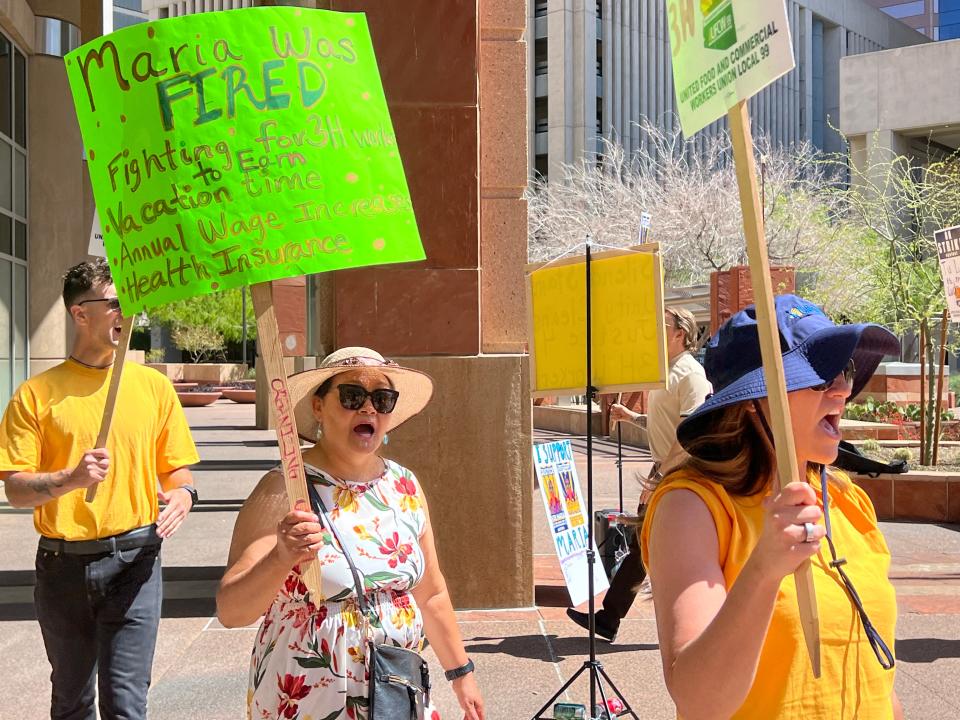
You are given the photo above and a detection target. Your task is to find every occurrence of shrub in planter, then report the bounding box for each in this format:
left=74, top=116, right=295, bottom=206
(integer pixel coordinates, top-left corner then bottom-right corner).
left=861, top=439, right=882, bottom=455
left=891, top=447, right=914, bottom=463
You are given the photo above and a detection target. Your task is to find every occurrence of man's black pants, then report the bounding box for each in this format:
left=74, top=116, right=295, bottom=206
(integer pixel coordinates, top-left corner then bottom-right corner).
left=34, top=542, right=162, bottom=720
left=599, top=502, right=647, bottom=628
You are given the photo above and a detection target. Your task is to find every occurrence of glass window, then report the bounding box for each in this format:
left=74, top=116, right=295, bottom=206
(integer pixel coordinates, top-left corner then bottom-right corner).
left=0, top=259, right=9, bottom=407
left=881, top=1, right=926, bottom=19
left=0, top=215, right=9, bottom=255
left=942, top=22, right=960, bottom=39
left=0, top=141, right=10, bottom=210
left=114, top=12, right=147, bottom=29
left=0, top=36, right=9, bottom=140
left=116, top=0, right=143, bottom=9
left=13, top=262, right=25, bottom=387
left=13, top=149, right=24, bottom=217
left=13, top=49, right=23, bottom=148
left=14, top=220, right=25, bottom=260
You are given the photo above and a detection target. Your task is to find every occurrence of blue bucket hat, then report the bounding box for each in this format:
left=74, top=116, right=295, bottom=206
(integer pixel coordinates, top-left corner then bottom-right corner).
left=676, top=295, right=900, bottom=450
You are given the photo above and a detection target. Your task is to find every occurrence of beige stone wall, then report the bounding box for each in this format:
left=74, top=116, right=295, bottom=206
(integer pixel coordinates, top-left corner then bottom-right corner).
left=382, top=355, right=533, bottom=609
left=480, top=0, right=528, bottom=354
left=26, top=0, right=100, bottom=376
left=840, top=41, right=960, bottom=182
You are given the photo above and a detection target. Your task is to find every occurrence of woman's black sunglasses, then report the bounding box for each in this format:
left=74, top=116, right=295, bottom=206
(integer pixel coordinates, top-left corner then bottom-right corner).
left=337, top=383, right=399, bottom=414
left=811, top=359, right=856, bottom=392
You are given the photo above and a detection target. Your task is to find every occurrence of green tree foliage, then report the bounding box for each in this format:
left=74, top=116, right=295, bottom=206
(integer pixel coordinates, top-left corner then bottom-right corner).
left=827, top=139, right=960, bottom=463
left=170, top=325, right=226, bottom=364
left=146, top=288, right=256, bottom=344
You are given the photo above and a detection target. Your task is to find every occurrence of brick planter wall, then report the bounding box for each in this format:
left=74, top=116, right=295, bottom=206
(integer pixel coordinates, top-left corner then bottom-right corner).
left=853, top=471, right=960, bottom=522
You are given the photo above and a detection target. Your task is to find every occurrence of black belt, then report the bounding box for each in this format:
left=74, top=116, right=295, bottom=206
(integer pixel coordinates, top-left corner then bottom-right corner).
left=38, top=525, right=161, bottom=555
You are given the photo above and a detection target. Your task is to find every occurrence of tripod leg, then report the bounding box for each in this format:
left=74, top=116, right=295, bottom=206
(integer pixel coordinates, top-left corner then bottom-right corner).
left=597, top=665, right=640, bottom=719
left=530, top=662, right=591, bottom=719
left=594, top=662, right=611, bottom=717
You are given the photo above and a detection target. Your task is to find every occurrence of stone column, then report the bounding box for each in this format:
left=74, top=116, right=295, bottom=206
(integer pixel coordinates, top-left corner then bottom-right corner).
left=26, top=0, right=98, bottom=376
left=323, top=0, right=532, bottom=609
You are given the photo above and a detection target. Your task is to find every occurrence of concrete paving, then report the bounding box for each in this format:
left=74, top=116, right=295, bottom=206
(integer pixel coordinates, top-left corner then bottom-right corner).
left=1, top=402, right=959, bottom=718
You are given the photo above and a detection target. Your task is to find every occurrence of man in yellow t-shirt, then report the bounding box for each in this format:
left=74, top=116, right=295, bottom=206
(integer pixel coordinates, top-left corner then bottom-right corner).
left=0, top=259, right=200, bottom=720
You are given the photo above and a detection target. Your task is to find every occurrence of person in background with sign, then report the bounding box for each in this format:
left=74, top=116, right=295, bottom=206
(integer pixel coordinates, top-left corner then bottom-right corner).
left=640, top=296, right=903, bottom=719
left=567, top=306, right=710, bottom=642
left=0, top=258, right=201, bottom=720
left=217, top=347, right=484, bottom=720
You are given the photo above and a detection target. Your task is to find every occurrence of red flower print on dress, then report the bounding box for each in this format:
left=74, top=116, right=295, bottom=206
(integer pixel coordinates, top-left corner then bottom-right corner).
left=276, top=673, right=311, bottom=719
left=431, top=711, right=441, bottom=720
left=284, top=572, right=308, bottom=599
left=378, top=531, right=413, bottom=569
left=284, top=601, right=325, bottom=641
left=390, top=592, right=417, bottom=629
left=394, top=475, right=420, bottom=512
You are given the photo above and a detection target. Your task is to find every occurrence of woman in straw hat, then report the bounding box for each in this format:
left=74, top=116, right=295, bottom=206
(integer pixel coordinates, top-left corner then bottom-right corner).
left=217, top=348, right=484, bottom=720
left=640, top=296, right=903, bottom=719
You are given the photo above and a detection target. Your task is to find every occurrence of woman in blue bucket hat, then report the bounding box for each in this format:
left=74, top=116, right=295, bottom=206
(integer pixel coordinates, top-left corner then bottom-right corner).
left=639, top=295, right=903, bottom=719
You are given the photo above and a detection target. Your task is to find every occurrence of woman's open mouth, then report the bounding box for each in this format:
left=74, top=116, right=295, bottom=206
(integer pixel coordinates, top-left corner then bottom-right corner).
left=353, top=422, right=375, bottom=439
left=819, top=413, right=841, bottom=439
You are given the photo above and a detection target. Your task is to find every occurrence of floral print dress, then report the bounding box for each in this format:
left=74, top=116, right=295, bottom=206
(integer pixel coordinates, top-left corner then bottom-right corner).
left=248, top=460, right=440, bottom=720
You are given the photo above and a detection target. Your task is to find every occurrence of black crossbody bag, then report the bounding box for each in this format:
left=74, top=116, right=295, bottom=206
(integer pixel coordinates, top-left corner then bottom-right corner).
left=306, top=476, right=431, bottom=720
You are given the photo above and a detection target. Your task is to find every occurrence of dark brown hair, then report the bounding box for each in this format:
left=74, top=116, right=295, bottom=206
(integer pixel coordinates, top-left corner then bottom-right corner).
left=679, top=402, right=775, bottom=496
left=62, top=258, right=113, bottom=309
left=674, top=400, right=847, bottom=496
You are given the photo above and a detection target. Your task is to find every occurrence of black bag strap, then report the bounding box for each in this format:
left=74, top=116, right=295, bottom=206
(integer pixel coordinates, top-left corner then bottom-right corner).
left=305, top=472, right=370, bottom=618
left=834, top=440, right=908, bottom=478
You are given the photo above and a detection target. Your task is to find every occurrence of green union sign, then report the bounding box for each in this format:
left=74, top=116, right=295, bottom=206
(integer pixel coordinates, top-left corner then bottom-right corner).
left=66, top=6, right=425, bottom=314
left=703, top=0, right=737, bottom=51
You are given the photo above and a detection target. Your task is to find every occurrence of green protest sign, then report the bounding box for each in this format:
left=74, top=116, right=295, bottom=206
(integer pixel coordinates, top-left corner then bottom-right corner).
left=66, top=6, right=424, bottom=314
left=666, top=0, right=794, bottom=137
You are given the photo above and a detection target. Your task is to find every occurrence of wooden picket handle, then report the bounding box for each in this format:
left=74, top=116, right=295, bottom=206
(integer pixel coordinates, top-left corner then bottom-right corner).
left=934, top=309, right=949, bottom=466
left=85, top=315, right=135, bottom=503
left=728, top=100, right=821, bottom=677
left=250, top=281, right=323, bottom=600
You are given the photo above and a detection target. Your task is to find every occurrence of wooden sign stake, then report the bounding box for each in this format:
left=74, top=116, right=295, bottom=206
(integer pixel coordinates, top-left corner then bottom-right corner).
left=920, top=322, right=927, bottom=466
left=251, top=281, right=324, bottom=600
left=934, top=309, right=949, bottom=467
left=728, top=100, right=821, bottom=677
left=85, top=315, right=135, bottom=503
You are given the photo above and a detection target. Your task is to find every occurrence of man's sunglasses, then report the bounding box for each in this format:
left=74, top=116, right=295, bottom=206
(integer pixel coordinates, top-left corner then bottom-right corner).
left=811, top=359, right=856, bottom=392
left=77, top=297, right=122, bottom=312
left=337, top=383, right=399, bottom=414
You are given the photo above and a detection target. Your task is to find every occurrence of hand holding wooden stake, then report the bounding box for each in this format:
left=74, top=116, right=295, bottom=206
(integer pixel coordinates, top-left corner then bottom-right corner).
left=251, top=281, right=324, bottom=600
left=85, top=315, right=135, bottom=503
left=728, top=100, right=821, bottom=677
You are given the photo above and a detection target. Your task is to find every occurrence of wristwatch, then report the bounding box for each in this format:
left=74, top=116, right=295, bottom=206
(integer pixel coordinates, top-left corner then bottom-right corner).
left=178, top=484, right=199, bottom=509
left=444, top=659, right=475, bottom=681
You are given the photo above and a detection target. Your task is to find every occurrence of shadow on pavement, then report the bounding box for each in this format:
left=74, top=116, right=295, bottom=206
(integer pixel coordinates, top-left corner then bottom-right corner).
left=896, top=638, right=960, bottom=663
left=0, top=597, right=217, bottom=621
left=465, top=634, right=657, bottom=661
left=0, top=566, right=226, bottom=621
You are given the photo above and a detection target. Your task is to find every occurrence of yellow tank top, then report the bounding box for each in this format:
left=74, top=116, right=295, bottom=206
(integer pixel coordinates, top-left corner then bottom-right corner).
left=640, top=469, right=897, bottom=719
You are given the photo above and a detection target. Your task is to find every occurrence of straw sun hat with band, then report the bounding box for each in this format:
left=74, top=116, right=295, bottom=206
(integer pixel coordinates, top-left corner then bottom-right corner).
left=286, top=347, right=434, bottom=443
left=675, top=294, right=901, bottom=669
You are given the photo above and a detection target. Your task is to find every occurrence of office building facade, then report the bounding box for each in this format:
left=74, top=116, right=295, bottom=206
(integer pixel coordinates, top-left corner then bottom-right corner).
left=863, top=1, right=960, bottom=40
left=529, top=0, right=927, bottom=179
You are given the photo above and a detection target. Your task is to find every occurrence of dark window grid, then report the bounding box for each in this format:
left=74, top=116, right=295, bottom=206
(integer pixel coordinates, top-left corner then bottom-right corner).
left=0, top=47, right=26, bottom=153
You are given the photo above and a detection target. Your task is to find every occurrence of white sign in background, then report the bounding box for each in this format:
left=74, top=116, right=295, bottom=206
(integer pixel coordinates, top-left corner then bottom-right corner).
left=533, top=440, right=609, bottom=607
left=89, top=208, right=105, bottom=257
left=936, top=225, right=960, bottom=323
left=666, top=0, right=795, bottom=137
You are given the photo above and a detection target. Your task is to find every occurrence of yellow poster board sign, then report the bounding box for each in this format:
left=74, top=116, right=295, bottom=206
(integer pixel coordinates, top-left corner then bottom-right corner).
left=527, top=244, right=667, bottom=397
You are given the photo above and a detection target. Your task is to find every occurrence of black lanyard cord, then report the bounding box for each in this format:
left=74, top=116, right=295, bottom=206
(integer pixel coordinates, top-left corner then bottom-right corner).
left=819, top=466, right=895, bottom=670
